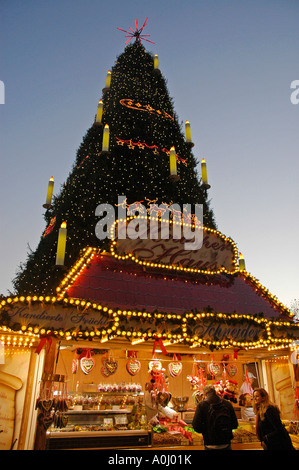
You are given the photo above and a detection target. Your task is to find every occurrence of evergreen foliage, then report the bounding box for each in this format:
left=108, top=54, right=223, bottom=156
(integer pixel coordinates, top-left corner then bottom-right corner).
left=13, top=42, right=216, bottom=295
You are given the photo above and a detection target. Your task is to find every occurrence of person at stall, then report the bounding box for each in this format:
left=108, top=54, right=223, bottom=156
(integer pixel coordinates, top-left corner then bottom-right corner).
left=192, top=384, right=238, bottom=450
left=144, top=374, right=177, bottom=425
left=253, top=388, right=295, bottom=450
left=239, top=371, right=256, bottom=421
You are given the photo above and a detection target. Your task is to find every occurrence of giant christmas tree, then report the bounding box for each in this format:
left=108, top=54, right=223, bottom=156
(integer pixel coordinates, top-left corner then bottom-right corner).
left=13, top=32, right=216, bottom=296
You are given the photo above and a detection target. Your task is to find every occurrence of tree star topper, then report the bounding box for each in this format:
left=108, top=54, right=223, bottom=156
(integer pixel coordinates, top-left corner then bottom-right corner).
left=117, top=18, right=155, bottom=45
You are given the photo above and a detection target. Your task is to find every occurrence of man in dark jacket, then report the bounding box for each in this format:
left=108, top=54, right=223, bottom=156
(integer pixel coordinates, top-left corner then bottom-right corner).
left=192, top=384, right=238, bottom=450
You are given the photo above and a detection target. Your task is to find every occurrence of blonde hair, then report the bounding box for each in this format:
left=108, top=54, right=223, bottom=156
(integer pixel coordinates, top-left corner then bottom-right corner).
left=253, top=388, right=280, bottom=421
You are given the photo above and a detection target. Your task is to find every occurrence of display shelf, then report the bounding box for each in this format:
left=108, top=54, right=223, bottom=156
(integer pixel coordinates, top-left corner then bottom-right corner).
left=46, top=429, right=152, bottom=450
left=67, top=409, right=131, bottom=414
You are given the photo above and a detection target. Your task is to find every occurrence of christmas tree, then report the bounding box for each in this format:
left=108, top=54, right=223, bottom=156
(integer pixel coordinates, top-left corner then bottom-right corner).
left=13, top=35, right=216, bottom=296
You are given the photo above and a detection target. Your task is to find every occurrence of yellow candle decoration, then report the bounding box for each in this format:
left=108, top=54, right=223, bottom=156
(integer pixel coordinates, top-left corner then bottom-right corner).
left=238, top=252, right=246, bottom=271
left=105, top=70, right=111, bottom=89
left=96, top=100, right=103, bottom=123
left=185, top=120, right=192, bottom=143
left=43, top=177, right=54, bottom=208
left=56, top=222, right=67, bottom=266
left=169, top=146, right=177, bottom=176
left=154, top=54, right=159, bottom=69
left=102, top=124, right=110, bottom=152
left=201, top=159, right=210, bottom=188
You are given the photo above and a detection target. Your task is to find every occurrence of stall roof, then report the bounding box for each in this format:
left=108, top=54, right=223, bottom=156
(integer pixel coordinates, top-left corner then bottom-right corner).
left=65, top=252, right=289, bottom=320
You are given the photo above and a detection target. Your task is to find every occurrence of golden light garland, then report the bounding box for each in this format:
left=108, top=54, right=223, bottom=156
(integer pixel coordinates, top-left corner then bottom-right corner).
left=115, top=136, right=187, bottom=165
left=0, top=290, right=297, bottom=352
left=119, top=98, right=174, bottom=121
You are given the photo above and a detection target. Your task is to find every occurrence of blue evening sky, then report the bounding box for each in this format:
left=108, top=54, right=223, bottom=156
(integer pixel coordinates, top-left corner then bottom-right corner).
left=0, top=1, right=298, bottom=311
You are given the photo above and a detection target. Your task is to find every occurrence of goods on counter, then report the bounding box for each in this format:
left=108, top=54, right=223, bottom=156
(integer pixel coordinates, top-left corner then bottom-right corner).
left=152, top=429, right=189, bottom=447
left=97, top=382, right=142, bottom=393
left=232, top=428, right=259, bottom=443
left=172, top=396, right=189, bottom=412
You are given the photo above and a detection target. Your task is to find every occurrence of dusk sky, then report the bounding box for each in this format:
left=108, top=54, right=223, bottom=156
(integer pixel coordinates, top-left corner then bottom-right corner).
left=0, top=1, right=298, bottom=312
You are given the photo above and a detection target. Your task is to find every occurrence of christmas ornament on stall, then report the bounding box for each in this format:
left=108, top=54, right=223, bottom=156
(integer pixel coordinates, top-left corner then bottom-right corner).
left=168, top=354, right=182, bottom=377
left=187, top=362, right=206, bottom=404
left=101, top=353, right=118, bottom=377
left=148, top=353, right=163, bottom=377
left=227, top=363, right=238, bottom=377
left=71, top=350, right=79, bottom=374
left=80, top=349, right=96, bottom=375
left=238, top=368, right=254, bottom=407
left=126, top=351, right=141, bottom=376
left=223, top=380, right=238, bottom=403
left=207, top=358, right=221, bottom=378
left=213, top=361, right=238, bottom=403
left=293, top=387, right=299, bottom=420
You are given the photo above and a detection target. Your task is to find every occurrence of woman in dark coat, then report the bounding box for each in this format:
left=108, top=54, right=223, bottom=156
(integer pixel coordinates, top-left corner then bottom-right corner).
left=253, top=388, right=295, bottom=450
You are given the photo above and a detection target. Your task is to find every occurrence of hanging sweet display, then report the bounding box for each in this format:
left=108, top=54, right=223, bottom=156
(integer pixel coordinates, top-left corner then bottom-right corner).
left=148, top=353, right=164, bottom=376
left=126, top=351, right=141, bottom=376
left=213, top=361, right=238, bottom=403
left=80, top=349, right=96, bottom=375
left=227, top=363, right=238, bottom=377
left=207, top=356, right=221, bottom=379
left=168, top=354, right=183, bottom=378
left=187, top=361, right=206, bottom=404
left=101, top=353, right=118, bottom=377
left=71, top=350, right=79, bottom=374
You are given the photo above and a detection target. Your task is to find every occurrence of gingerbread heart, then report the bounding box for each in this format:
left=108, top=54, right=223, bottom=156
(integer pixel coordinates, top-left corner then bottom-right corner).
left=102, top=357, right=118, bottom=376
left=41, top=399, right=53, bottom=412
left=227, top=363, right=238, bottom=377
left=168, top=361, right=182, bottom=377
left=157, top=391, right=172, bottom=407
left=80, top=356, right=96, bottom=374
left=208, top=362, right=221, bottom=377
left=127, top=359, right=141, bottom=376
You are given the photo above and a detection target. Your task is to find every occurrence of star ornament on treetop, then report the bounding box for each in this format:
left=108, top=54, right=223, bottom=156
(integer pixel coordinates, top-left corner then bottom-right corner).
left=117, top=18, right=155, bottom=45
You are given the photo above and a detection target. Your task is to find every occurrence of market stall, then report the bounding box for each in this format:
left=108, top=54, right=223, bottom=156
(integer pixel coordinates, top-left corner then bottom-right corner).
left=1, top=30, right=299, bottom=451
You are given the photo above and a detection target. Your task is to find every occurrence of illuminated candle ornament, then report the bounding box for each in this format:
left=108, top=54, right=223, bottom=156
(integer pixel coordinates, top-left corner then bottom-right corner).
left=169, top=146, right=179, bottom=181
left=154, top=54, right=159, bottom=70
left=43, top=177, right=54, bottom=209
left=201, top=159, right=211, bottom=189
left=56, top=222, right=67, bottom=266
left=238, top=252, right=246, bottom=271
left=95, top=100, right=103, bottom=124
left=185, top=120, right=192, bottom=144
left=102, top=124, right=110, bottom=152
left=103, top=70, right=111, bottom=92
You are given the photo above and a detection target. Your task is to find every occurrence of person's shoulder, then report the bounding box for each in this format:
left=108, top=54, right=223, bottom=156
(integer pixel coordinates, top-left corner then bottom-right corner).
left=197, top=399, right=209, bottom=408
left=266, top=404, right=280, bottom=415
left=222, top=398, right=234, bottom=408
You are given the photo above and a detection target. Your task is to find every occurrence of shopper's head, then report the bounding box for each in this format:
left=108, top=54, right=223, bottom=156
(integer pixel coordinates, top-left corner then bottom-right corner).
left=203, top=385, right=219, bottom=403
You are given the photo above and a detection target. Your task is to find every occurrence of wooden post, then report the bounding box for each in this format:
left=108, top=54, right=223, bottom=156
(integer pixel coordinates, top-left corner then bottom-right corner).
left=34, top=337, right=57, bottom=450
